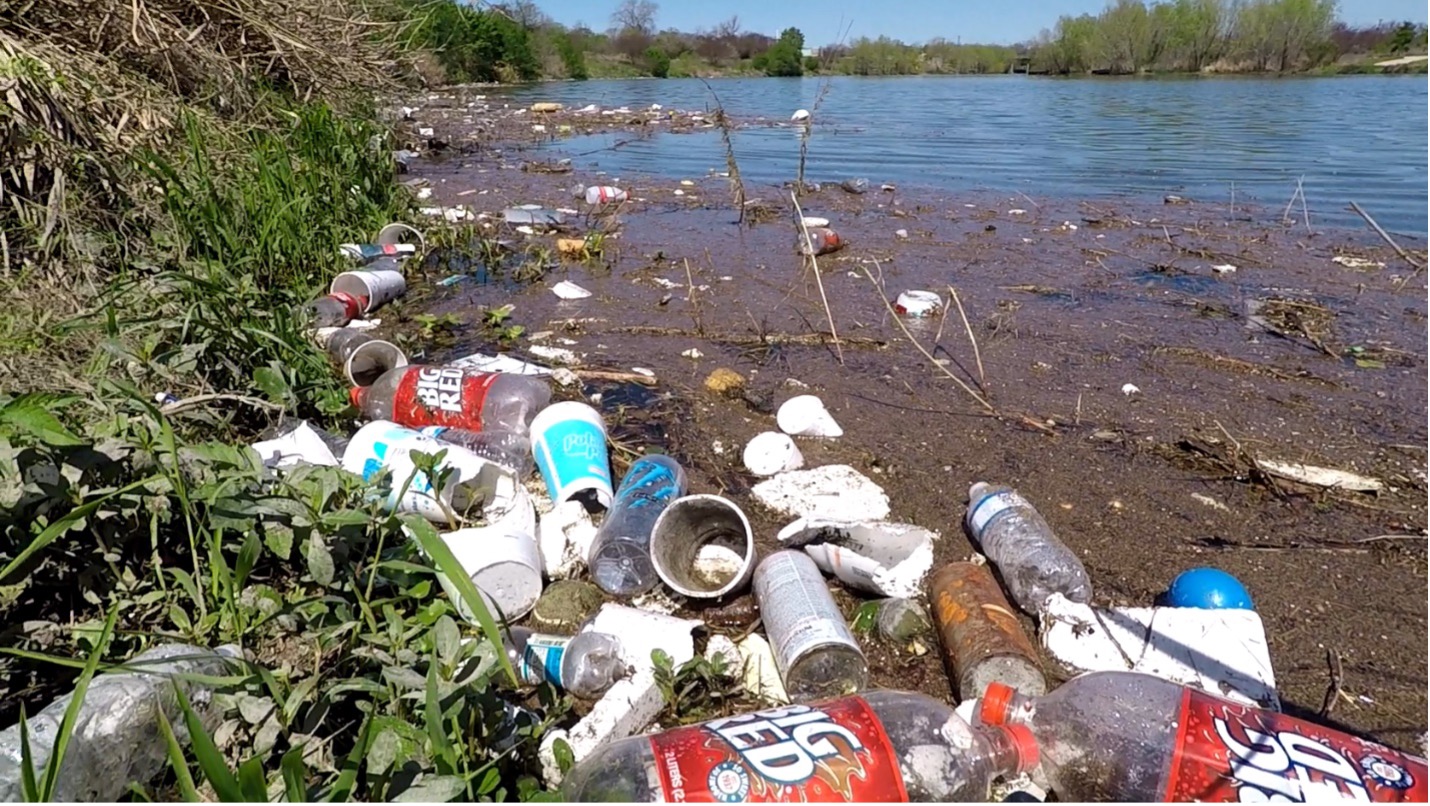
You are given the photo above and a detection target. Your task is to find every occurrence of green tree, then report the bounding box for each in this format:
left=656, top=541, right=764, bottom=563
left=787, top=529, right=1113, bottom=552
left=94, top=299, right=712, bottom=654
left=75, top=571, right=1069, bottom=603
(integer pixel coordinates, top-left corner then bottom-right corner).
left=1165, top=0, right=1231, bottom=71
left=645, top=46, right=671, bottom=77
left=556, top=32, right=589, bottom=79
left=762, top=27, right=805, bottom=76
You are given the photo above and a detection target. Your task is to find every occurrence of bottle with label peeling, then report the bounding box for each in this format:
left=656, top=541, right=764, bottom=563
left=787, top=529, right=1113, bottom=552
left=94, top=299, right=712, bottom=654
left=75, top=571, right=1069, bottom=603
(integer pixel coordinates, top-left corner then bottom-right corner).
left=503, top=627, right=627, bottom=700
left=351, top=366, right=552, bottom=433
left=979, top=670, right=1428, bottom=803
left=559, top=690, right=1039, bottom=802
left=964, top=482, right=1092, bottom=614
left=421, top=426, right=534, bottom=477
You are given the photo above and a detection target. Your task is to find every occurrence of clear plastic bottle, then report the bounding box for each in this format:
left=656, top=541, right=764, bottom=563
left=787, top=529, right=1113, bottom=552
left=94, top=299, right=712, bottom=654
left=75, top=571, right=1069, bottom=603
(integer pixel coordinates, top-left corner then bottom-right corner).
left=964, top=482, right=1092, bottom=613
left=420, top=426, right=533, bottom=477
left=0, top=644, right=240, bottom=802
left=559, top=689, right=1039, bottom=802
left=587, top=455, right=686, bottom=596
left=797, top=227, right=844, bottom=256
left=303, top=292, right=365, bottom=328
left=752, top=550, right=867, bottom=701
left=979, top=670, right=1429, bottom=803
left=504, top=627, right=627, bottom=700
left=351, top=366, right=552, bottom=433
left=582, top=185, right=628, bottom=205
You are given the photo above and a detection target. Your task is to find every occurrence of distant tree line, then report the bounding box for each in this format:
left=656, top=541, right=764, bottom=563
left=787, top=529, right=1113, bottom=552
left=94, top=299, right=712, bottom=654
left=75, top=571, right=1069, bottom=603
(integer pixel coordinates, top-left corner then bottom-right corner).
left=1030, top=0, right=1427, bottom=75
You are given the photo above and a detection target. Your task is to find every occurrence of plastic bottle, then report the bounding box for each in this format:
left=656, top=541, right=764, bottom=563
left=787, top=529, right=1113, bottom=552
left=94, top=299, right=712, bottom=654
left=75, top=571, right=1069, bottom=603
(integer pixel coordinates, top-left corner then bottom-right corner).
left=320, top=328, right=407, bottom=387
left=351, top=366, right=552, bottom=433
left=503, top=627, right=627, bottom=700
left=420, top=426, right=533, bottom=477
left=964, top=482, right=1092, bottom=614
left=929, top=561, right=1046, bottom=702
left=752, top=550, right=867, bottom=701
left=979, top=670, right=1429, bottom=802
left=582, top=185, right=628, bottom=205
left=587, top=455, right=686, bottom=596
left=840, top=177, right=870, bottom=194
left=303, top=292, right=365, bottom=328
left=559, top=689, right=1039, bottom=802
left=0, top=644, right=240, bottom=802
left=797, top=227, right=844, bottom=256
left=339, top=242, right=417, bottom=263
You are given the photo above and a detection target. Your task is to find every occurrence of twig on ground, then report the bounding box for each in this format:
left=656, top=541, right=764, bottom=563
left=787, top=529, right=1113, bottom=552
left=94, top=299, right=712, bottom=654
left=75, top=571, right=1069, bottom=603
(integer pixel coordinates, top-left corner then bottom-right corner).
left=1016, top=191, right=1041, bottom=210
left=604, top=325, right=885, bottom=348
left=160, top=394, right=285, bottom=416
left=1320, top=648, right=1343, bottom=717
left=861, top=262, right=994, bottom=413
left=790, top=190, right=843, bottom=365
left=573, top=369, right=658, bottom=385
left=1298, top=176, right=1310, bottom=231
left=1281, top=178, right=1301, bottom=225
left=684, top=258, right=703, bottom=335
left=947, top=284, right=985, bottom=390
left=1350, top=201, right=1424, bottom=288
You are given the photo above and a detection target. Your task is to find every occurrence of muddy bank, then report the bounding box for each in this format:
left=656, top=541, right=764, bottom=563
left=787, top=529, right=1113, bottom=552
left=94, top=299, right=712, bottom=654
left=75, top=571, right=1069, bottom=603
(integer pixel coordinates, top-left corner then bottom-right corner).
left=392, top=91, right=1427, bottom=752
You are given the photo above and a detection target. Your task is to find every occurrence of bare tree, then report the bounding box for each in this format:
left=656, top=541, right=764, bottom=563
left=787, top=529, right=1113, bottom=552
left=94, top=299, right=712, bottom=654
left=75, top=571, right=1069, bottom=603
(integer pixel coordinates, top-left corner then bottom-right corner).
left=611, top=0, right=658, bottom=36
left=714, top=15, right=740, bottom=40
left=503, top=0, right=548, bottom=29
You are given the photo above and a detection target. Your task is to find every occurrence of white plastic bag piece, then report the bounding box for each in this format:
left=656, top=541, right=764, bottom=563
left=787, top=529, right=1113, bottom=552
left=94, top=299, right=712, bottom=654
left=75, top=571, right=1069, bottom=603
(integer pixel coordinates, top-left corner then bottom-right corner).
left=551, top=280, right=592, bottom=300
left=251, top=423, right=339, bottom=469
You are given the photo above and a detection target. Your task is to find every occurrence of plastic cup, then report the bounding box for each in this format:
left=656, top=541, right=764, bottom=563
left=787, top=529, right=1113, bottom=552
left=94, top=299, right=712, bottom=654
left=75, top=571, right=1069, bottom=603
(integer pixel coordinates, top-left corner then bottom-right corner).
left=776, top=395, right=844, bottom=438
left=437, top=524, right=543, bottom=621
left=331, top=269, right=406, bottom=313
left=376, top=221, right=426, bottom=253
left=651, top=495, right=756, bottom=599
left=345, top=338, right=407, bottom=387
left=530, top=401, right=614, bottom=509
left=742, top=431, right=804, bottom=476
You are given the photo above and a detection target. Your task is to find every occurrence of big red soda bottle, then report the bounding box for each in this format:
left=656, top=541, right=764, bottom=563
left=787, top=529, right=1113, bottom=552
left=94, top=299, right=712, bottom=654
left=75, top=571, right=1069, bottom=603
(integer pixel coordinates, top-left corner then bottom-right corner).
left=979, top=670, right=1428, bottom=802
left=559, top=690, right=1038, bottom=802
left=351, top=366, right=551, bottom=433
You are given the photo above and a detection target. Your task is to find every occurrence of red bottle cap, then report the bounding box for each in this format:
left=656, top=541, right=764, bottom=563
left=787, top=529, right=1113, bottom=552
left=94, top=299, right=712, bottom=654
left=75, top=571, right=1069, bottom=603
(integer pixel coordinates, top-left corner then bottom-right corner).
left=1000, top=724, right=1040, bottom=773
left=979, top=681, right=1016, bottom=726
left=348, top=386, right=365, bottom=409
left=330, top=292, right=367, bottom=321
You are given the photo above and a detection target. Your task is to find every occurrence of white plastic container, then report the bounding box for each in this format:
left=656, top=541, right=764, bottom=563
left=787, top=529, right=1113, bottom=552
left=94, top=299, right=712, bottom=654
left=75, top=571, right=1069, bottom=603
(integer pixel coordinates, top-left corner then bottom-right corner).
left=341, top=421, right=517, bottom=522
left=330, top=268, right=406, bottom=313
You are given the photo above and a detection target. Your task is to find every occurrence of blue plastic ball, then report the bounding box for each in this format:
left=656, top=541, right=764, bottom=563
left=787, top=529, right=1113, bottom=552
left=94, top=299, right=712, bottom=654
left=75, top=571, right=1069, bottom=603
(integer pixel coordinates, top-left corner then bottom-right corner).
left=1165, top=568, right=1254, bottom=610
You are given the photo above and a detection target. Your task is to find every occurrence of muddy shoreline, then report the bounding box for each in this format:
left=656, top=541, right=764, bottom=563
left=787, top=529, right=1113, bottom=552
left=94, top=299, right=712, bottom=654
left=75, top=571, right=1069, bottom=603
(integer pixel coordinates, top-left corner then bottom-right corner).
left=392, top=91, right=1427, bottom=751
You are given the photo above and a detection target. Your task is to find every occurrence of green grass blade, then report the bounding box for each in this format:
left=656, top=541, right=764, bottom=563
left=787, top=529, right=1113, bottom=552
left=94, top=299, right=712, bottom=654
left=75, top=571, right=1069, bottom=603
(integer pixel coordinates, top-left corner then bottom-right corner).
left=402, top=516, right=516, bottom=686
left=323, top=714, right=374, bottom=802
left=280, top=746, right=308, bottom=802
left=154, top=704, right=201, bottom=802
left=18, top=707, right=39, bottom=803
left=424, top=662, right=456, bottom=775
left=0, top=476, right=163, bottom=584
left=174, top=685, right=244, bottom=802
left=40, top=603, right=119, bottom=801
left=237, top=755, right=268, bottom=801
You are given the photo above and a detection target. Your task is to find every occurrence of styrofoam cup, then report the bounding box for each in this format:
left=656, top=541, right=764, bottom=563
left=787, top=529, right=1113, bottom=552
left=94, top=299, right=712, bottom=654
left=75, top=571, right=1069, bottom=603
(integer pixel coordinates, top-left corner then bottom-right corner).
left=530, top=401, right=614, bottom=508
left=743, top=432, right=804, bottom=476
left=331, top=269, right=406, bottom=313
left=651, top=495, right=755, bottom=599
left=345, top=338, right=407, bottom=387
left=438, top=524, right=543, bottom=621
left=376, top=221, right=426, bottom=253
left=895, top=290, right=944, bottom=317
left=777, top=395, right=843, bottom=438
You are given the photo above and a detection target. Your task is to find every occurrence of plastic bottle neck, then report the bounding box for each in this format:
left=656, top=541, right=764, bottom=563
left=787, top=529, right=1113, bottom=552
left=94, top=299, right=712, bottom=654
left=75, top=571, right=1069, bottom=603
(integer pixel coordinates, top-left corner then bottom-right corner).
left=977, top=724, right=1039, bottom=776
left=349, top=385, right=367, bottom=409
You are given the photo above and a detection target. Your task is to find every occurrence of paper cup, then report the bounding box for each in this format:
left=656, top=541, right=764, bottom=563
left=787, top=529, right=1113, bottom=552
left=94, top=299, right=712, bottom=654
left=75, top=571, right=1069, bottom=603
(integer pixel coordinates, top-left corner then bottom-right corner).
left=342, top=421, right=516, bottom=522
left=344, top=338, right=407, bottom=387
left=777, top=395, right=843, bottom=438
left=651, top=495, right=756, bottom=599
left=531, top=401, right=614, bottom=509
left=331, top=269, right=406, bottom=313
left=438, top=524, right=543, bottom=621
left=743, top=432, right=804, bottom=477
left=376, top=221, right=426, bottom=253
left=895, top=290, right=944, bottom=317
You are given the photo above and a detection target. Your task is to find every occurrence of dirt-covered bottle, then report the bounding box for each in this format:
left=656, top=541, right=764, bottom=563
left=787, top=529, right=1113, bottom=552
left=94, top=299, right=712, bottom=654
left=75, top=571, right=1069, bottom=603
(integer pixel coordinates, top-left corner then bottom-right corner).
left=964, top=482, right=1092, bottom=613
left=351, top=366, right=551, bottom=433
left=503, top=627, right=627, bottom=700
left=978, top=670, right=1428, bottom=802
left=560, top=690, right=1038, bottom=802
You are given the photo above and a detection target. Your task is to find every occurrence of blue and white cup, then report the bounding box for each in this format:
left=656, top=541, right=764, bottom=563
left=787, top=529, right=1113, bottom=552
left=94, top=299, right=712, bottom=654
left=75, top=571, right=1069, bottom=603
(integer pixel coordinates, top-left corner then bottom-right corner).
left=530, top=401, right=613, bottom=508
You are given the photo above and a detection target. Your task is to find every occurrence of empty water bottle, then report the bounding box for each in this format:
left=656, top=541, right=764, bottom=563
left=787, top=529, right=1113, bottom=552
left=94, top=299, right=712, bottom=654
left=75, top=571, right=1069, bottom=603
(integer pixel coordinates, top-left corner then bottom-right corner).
left=0, top=644, right=240, bottom=802
left=587, top=455, right=686, bottom=596
left=797, top=226, right=844, bottom=256
left=965, top=482, right=1092, bottom=614
left=504, top=627, right=628, bottom=700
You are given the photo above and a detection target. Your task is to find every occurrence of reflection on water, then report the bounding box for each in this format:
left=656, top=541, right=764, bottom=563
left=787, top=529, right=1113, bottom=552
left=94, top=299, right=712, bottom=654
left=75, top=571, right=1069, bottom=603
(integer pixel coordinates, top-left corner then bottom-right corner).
left=491, top=75, right=1427, bottom=235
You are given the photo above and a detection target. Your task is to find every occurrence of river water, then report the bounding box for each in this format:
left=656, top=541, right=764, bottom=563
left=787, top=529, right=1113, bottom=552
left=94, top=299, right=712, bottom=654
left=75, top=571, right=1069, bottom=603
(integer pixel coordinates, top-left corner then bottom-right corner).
left=496, top=75, right=1428, bottom=235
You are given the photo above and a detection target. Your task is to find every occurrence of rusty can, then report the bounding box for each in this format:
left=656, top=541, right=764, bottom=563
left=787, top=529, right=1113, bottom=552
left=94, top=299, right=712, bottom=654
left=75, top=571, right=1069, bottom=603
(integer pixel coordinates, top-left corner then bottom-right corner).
left=929, top=561, right=1047, bottom=702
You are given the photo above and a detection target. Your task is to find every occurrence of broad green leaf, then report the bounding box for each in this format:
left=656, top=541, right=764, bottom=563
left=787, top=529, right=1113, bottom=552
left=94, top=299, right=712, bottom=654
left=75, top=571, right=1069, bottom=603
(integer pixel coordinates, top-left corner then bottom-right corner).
left=366, top=727, right=401, bottom=776
left=280, top=746, right=308, bottom=802
left=41, top=604, right=119, bottom=801
left=433, top=615, right=460, bottom=667
left=1355, top=358, right=1386, bottom=369
left=235, top=532, right=260, bottom=590
left=253, top=366, right=291, bottom=404
left=237, top=755, right=268, bottom=802
left=0, top=395, right=84, bottom=446
left=264, top=523, right=294, bottom=561
left=305, top=533, right=335, bottom=586
left=424, top=662, right=456, bottom=773
left=394, top=775, right=467, bottom=803
left=552, top=737, right=575, bottom=775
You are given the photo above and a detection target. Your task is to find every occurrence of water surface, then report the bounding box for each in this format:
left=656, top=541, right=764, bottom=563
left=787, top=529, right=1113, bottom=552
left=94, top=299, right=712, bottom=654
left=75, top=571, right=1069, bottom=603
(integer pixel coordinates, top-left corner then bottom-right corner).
left=496, top=75, right=1428, bottom=234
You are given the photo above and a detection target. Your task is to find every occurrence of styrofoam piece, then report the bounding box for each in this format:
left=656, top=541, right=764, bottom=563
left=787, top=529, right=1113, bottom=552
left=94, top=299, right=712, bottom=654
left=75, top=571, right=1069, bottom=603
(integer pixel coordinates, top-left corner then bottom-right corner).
left=742, top=431, right=804, bottom=476
left=538, top=605, right=699, bottom=786
left=751, top=464, right=890, bottom=522
left=776, top=518, right=936, bottom=599
left=250, top=423, right=339, bottom=469
left=777, top=395, right=843, bottom=437
left=704, top=634, right=741, bottom=670
left=1040, top=593, right=1280, bottom=710
left=735, top=633, right=789, bottom=705
left=529, top=345, right=580, bottom=365
left=446, top=351, right=553, bottom=376
left=551, top=280, right=592, bottom=300
left=1254, top=459, right=1383, bottom=492
left=536, top=499, right=598, bottom=579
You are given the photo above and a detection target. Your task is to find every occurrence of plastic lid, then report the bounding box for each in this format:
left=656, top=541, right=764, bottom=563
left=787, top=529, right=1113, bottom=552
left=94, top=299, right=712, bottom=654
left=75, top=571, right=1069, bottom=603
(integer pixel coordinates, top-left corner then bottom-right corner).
left=348, top=386, right=365, bottom=409
left=979, top=681, right=1016, bottom=726
left=1001, top=724, right=1040, bottom=773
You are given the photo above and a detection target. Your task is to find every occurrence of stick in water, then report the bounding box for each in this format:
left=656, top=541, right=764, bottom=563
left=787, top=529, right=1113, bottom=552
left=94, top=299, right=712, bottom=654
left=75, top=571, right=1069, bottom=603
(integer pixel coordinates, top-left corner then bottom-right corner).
left=947, top=284, right=985, bottom=391
left=790, top=191, right=844, bottom=365
left=1349, top=201, right=1421, bottom=269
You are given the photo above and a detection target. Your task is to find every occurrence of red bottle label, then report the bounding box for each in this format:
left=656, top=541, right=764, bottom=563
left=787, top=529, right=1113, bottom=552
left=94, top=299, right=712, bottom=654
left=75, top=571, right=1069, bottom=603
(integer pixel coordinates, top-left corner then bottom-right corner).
left=1165, top=688, right=1427, bottom=802
left=389, top=367, right=498, bottom=430
left=647, top=697, right=907, bottom=803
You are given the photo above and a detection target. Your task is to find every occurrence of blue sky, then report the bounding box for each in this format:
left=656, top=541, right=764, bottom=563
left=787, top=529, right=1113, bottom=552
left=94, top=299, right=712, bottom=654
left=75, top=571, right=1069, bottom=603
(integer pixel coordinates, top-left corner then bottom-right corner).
left=532, top=0, right=1429, bottom=46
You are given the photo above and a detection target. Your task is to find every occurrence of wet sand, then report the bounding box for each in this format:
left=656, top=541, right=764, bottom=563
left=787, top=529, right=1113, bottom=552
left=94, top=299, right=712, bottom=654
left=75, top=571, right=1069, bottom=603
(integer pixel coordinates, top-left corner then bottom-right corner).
left=393, top=93, right=1427, bottom=752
